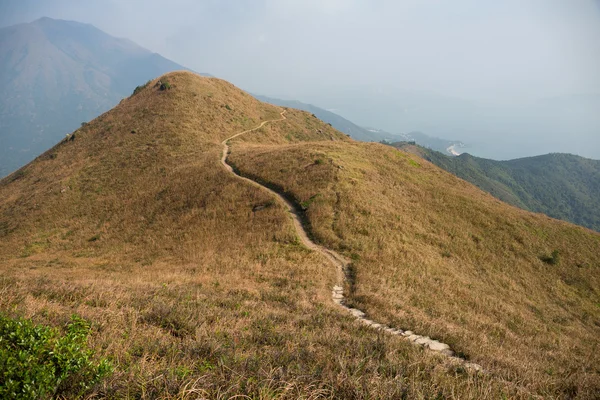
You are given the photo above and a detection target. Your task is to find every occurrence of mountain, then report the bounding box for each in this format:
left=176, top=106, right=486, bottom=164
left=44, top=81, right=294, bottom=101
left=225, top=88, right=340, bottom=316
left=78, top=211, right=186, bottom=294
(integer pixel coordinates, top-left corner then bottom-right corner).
left=0, top=17, right=208, bottom=177
left=370, top=128, right=465, bottom=154
left=1, top=72, right=598, bottom=398
left=302, top=86, right=600, bottom=160
left=391, top=142, right=600, bottom=232
left=254, top=95, right=464, bottom=154
left=254, top=94, right=382, bottom=141
left=404, top=131, right=465, bottom=154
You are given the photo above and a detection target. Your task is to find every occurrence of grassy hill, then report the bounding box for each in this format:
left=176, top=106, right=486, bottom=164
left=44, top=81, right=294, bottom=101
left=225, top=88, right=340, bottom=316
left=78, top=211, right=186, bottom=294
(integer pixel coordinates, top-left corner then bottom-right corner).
left=0, top=17, right=207, bottom=178
left=231, top=142, right=600, bottom=399
left=391, top=143, right=600, bottom=232
left=1, top=72, right=599, bottom=398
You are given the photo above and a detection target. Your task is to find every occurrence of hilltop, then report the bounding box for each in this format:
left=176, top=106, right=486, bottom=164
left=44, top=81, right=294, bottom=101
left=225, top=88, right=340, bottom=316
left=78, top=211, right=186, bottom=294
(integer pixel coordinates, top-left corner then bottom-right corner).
left=0, top=17, right=208, bottom=177
left=391, top=142, right=600, bottom=232
left=0, top=72, right=599, bottom=398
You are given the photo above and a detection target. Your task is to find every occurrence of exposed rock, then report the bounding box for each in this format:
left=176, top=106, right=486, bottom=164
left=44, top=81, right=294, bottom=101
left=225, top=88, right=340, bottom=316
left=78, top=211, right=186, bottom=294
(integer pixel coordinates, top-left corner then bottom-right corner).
left=415, top=337, right=431, bottom=345
left=348, top=308, right=365, bottom=318
left=427, top=341, right=451, bottom=352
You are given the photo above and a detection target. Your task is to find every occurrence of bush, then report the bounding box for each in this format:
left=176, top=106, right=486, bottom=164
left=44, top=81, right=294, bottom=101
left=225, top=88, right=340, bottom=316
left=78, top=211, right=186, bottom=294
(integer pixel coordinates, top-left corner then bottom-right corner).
left=0, top=314, right=113, bottom=399
left=132, top=85, right=144, bottom=95
left=540, top=250, right=560, bottom=265
left=132, top=80, right=151, bottom=96
left=300, top=193, right=322, bottom=210
left=159, top=81, right=172, bottom=91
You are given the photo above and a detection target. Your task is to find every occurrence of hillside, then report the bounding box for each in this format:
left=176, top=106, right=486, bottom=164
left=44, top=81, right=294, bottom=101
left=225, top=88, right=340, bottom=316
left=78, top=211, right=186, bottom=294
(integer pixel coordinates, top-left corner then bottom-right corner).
left=254, top=95, right=464, bottom=154
left=230, top=142, right=600, bottom=399
left=392, top=142, right=600, bottom=232
left=0, top=17, right=207, bottom=177
left=1, top=72, right=599, bottom=398
left=253, top=95, right=380, bottom=141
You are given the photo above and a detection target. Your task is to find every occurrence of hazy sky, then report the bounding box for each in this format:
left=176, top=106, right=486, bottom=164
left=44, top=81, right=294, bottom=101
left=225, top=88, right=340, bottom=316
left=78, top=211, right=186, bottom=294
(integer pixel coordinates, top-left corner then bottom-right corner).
left=3, top=0, right=600, bottom=101
left=2, top=0, right=600, bottom=158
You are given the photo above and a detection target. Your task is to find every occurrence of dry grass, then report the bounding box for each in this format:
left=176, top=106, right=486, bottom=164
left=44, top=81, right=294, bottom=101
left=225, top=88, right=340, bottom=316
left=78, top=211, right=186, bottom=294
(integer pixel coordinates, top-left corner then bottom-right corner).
left=0, top=72, right=529, bottom=398
left=230, top=140, right=600, bottom=399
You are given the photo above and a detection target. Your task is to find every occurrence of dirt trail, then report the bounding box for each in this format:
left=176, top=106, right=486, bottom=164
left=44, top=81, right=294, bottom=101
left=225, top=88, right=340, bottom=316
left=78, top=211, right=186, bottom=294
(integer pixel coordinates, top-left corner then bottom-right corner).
left=221, top=109, right=482, bottom=372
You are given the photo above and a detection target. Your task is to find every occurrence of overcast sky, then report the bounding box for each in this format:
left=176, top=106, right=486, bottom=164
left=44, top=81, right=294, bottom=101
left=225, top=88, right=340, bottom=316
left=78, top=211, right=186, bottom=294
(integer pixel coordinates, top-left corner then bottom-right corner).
left=2, top=0, right=600, bottom=158
left=2, top=0, right=600, bottom=102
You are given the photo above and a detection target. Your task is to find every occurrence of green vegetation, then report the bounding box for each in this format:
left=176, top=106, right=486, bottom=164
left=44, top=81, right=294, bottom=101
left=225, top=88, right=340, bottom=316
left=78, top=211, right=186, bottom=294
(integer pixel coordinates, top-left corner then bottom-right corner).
left=540, top=249, right=561, bottom=265
left=159, top=80, right=172, bottom=91
left=299, top=193, right=322, bottom=210
left=132, top=80, right=151, bottom=96
left=390, top=142, right=600, bottom=232
left=0, top=314, right=113, bottom=399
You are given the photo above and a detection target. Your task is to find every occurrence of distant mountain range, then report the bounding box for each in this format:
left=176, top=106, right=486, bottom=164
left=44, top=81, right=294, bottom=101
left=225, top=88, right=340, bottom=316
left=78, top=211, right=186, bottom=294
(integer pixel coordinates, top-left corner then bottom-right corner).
left=302, top=85, right=600, bottom=160
left=391, top=142, right=600, bottom=232
left=254, top=95, right=463, bottom=153
left=0, top=17, right=209, bottom=177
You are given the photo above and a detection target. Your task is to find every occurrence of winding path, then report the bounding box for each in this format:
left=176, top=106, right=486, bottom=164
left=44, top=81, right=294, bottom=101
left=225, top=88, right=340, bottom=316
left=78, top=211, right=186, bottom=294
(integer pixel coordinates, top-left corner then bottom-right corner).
left=220, top=109, right=482, bottom=372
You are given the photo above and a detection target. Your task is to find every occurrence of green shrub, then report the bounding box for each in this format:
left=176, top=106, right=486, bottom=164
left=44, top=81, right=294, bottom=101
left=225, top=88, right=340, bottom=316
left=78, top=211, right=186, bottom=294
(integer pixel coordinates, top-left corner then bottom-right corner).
left=159, top=81, right=172, bottom=91
left=300, top=193, right=322, bottom=210
left=8, top=170, right=26, bottom=183
left=132, top=80, right=151, bottom=96
left=0, top=314, right=113, bottom=399
left=540, top=250, right=560, bottom=265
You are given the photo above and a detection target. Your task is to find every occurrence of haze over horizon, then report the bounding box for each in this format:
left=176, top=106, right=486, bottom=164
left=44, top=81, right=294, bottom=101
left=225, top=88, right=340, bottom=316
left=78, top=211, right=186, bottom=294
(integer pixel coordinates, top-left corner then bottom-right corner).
left=2, top=0, right=600, bottom=159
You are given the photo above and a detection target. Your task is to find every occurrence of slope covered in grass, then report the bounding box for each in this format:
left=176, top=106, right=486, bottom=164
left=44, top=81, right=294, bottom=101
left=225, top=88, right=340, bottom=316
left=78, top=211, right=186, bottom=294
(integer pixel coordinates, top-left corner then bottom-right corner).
left=392, top=142, right=600, bottom=232
left=0, top=72, right=527, bottom=398
left=230, top=139, right=600, bottom=398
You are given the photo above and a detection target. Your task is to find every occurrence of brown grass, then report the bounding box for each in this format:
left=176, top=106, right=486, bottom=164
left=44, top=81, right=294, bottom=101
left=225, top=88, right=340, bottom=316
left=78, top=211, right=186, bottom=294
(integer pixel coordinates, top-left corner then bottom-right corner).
left=0, top=71, right=594, bottom=398
left=230, top=140, right=600, bottom=399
